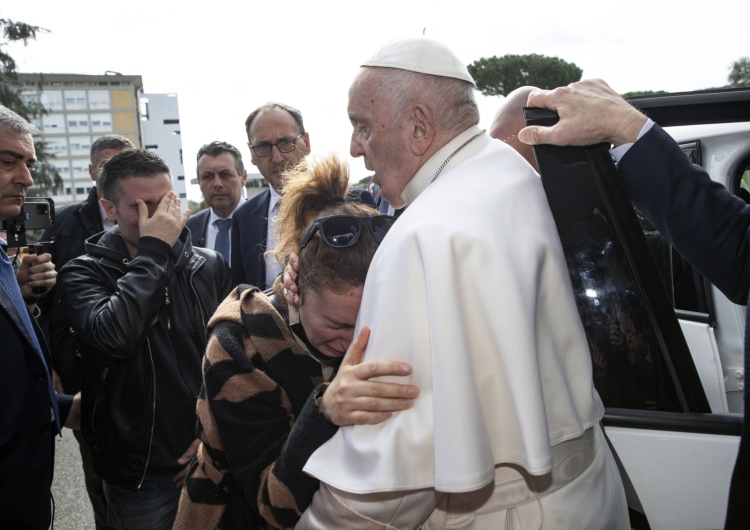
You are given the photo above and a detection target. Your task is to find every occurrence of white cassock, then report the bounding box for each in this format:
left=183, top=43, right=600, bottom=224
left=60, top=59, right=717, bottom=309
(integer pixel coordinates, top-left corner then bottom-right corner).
left=300, top=126, right=628, bottom=529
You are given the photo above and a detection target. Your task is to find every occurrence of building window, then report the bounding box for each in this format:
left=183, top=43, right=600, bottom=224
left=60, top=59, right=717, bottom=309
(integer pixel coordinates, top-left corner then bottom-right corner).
left=69, top=137, right=91, bottom=157
left=163, top=119, right=179, bottom=124
left=64, top=90, right=87, bottom=110
left=177, top=175, right=185, bottom=181
left=91, top=113, right=113, bottom=132
left=40, top=90, right=64, bottom=111
left=76, top=187, right=85, bottom=195
left=89, top=90, right=110, bottom=109
left=20, top=91, right=39, bottom=107
left=140, top=98, right=150, bottom=120
left=42, top=114, right=66, bottom=133
left=47, top=138, right=68, bottom=157
left=67, top=114, right=90, bottom=133
left=179, top=193, right=187, bottom=199
left=72, top=160, right=89, bottom=178
left=145, top=145, right=158, bottom=149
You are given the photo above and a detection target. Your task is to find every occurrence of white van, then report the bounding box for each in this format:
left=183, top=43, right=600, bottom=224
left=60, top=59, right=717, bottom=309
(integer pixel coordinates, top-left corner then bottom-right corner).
left=528, top=88, right=750, bottom=530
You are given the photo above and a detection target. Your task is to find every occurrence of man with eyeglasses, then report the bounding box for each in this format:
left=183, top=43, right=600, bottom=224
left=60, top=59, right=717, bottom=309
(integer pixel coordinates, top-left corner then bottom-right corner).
left=230, top=103, right=309, bottom=289
left=298, top=38, right=628, bottom=529
left=231, top=103, right=373, bottom=289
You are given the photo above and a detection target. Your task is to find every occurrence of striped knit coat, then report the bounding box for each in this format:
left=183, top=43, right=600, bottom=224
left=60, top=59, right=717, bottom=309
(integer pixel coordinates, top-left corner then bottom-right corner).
left=173, top=282, right=340, bottom=529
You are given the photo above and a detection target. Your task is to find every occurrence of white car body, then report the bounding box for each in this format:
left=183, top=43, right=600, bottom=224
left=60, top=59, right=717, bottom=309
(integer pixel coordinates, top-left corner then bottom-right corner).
left=532, top=91, right=750, bottom=530
left=605, top=105, right=749, bottom=530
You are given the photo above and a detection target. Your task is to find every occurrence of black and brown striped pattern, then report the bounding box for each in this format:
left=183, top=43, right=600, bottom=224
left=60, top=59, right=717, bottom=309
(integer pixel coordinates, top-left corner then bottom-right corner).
left=174, top=282, right=339, bottom=530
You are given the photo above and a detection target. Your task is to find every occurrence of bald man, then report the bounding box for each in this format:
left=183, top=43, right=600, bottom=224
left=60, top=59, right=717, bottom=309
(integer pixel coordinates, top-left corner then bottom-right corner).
left=489, top=85, right=538, bottom=170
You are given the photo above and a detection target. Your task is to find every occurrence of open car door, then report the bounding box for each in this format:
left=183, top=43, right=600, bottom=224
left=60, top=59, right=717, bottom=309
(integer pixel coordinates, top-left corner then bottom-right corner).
left=525, top=91, right=750, bottom=529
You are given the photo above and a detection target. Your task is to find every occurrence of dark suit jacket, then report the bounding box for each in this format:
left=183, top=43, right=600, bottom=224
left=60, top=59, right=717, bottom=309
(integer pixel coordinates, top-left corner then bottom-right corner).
left=230, top=189, right=272, bottom=288
left=619, top=123, right=750, bottom=529
left=0, top=277, right=73, bottom=529
left=230, top=187, right=376, bottom=289
left=186, top=208, right=211, bottom=248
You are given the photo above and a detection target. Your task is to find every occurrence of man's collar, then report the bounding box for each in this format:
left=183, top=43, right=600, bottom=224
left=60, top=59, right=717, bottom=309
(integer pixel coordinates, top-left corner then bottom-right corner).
left=268, top=186, right=282, bottom=210
left=401, top=125, right=487, bottom=205
left=208, top=199, right=245, bottom=225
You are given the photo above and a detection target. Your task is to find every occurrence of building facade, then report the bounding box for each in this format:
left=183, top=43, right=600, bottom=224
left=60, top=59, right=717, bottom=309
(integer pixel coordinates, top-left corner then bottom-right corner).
left=17, top=73, right=187, bottom=211
left=18, top=73, right=143, bottom=209
left=140, top=93, right=187, bottom=204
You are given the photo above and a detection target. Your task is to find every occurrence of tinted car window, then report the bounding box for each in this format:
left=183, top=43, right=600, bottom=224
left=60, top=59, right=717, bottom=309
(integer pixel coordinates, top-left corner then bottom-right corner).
left=526, top=107, right=710, bottom=414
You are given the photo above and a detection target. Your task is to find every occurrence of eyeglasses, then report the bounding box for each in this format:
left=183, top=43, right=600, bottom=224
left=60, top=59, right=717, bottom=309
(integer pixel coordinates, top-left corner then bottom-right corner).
left=249, top=133, right=304, bottom=157
left=298, top=214, right=396, bottom=253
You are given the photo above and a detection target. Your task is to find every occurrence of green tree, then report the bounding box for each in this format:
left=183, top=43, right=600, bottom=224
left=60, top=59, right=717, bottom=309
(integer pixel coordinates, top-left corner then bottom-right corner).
left=0, top=18, right=61, bottom=196
left=729, top=57, right=750, bottom=88
left=356, top=175, right=372, bottom=189
left=623, top=90, right=669, bottom=98
left=467, top=54, right=583, bottom=96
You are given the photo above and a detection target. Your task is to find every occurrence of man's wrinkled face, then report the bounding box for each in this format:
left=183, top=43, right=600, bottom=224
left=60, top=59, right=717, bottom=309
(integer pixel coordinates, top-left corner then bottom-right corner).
left=0, top=127, right=35, bottom=221
left=348, top=69, right=415, bottom=209
left=197, top=152, right=247, bottom=218
left=101, top=173, right=173, bottom=255
left=248, top=107, right=309, bottom=193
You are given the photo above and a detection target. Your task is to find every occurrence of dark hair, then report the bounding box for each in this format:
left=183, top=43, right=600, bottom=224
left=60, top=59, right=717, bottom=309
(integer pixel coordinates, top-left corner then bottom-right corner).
left=99, top=149, right=171, bottom=203
left=244, top=102, right=305, bottom=139
left=196, top=141, right=244, bottom=175
left=90, top=135, right=135, bottom=165
left=272, top=154, right=380, bottom=297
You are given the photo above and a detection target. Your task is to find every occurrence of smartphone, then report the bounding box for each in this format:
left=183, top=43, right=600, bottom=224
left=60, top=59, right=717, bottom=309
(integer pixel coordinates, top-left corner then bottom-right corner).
left=1, top=198, right=55, bottom=248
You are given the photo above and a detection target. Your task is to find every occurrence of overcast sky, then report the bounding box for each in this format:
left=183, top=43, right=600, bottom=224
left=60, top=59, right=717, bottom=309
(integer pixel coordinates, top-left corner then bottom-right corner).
left=3, top=0, right=746, bottom=201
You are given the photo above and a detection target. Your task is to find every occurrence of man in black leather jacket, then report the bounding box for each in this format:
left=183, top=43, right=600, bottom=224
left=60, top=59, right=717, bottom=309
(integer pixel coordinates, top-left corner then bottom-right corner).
left=58, top=149, right=233, bottom=530
left=40, top=134, right=133, bottom=530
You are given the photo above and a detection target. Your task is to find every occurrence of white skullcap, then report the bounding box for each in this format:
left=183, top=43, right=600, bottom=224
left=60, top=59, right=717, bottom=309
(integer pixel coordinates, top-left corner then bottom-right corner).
left=361, top=37, right=476, bottom=87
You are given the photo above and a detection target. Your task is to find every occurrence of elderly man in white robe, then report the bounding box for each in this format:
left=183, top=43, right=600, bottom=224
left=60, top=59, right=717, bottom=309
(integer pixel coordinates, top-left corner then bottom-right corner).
left=298, top=38, right=629, bottom=529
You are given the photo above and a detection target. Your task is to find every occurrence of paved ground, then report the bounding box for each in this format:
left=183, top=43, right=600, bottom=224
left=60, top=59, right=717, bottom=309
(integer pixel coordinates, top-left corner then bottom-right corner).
left=52, top=432, right=95, bottom=530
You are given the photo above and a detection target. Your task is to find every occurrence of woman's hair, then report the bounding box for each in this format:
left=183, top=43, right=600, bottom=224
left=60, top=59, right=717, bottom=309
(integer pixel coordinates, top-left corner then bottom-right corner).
left=270, top=153, right=381, bottom=297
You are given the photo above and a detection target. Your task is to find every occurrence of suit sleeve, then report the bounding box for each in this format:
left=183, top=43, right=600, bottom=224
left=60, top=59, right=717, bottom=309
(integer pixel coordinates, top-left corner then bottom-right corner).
left=619, top=124, right=750, bottom=304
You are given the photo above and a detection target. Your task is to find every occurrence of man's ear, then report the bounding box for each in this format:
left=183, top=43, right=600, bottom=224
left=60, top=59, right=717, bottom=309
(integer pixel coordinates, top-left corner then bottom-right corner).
left=100, top=197, right=117, bottom=222
left=410, top=104, right=434, bottom=156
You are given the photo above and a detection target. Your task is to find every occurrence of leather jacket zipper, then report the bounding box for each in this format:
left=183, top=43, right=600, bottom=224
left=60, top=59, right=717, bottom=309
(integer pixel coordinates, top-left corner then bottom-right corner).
left=90, top=366, right=109, bottom=434
left=136, top=338, right=157, bottom=490
left=165, top=287, right=171, bottom=331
